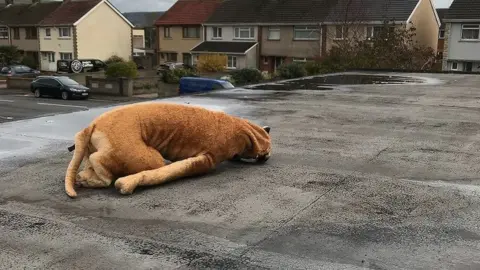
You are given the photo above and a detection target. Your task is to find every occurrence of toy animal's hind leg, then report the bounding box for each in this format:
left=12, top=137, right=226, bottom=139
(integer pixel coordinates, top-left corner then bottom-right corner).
left=115, top=154, right=215, bottom=195
left=76, top=151, right=114, bottom=188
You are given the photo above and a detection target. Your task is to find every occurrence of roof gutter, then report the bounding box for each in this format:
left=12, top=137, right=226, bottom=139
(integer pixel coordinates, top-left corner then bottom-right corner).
left=202, top=20, right=406, bottom=26
left=443, top=19, right=480, bottom=23
left=190, top=51, right=247, bottom=55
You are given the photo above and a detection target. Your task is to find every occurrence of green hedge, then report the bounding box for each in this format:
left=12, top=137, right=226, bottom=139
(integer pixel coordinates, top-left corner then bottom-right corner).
left=105, top=60, right=138, bottom=78
left=230, top=68, right=263, bottom=85
left=277, top=62, right=307, bottom=79
left=161, top=68, right=197, bottom=84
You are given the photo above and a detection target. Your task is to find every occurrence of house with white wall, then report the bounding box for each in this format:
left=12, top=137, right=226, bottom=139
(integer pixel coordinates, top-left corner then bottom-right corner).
left=442, top=0, right=480, bottom=72
left=191, top=18, right=259, bottom=69
left=38, top=0, right=133, bottom=72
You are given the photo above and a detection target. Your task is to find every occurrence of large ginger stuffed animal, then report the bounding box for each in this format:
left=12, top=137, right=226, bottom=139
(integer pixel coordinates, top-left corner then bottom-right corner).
left=64, top=102, right=272, bottom=198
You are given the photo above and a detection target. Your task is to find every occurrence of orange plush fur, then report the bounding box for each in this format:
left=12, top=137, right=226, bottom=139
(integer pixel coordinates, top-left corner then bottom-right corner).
left=64, top=102, right=272, bottom=198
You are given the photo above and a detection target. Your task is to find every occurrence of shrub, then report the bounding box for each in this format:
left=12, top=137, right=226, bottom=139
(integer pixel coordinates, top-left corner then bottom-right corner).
left=230, top=68, right=263, bottom=85
left=20, top=55, right=37, bottom=69
left=196, top=54, right=226, bottom=73
left=105, top=60, right=138, bottom=78
left=161, top=68, right=197, bottom=84
left=105, top=54, right=126, bottom=65
left=0, top=45, right=21, bottom=66
left=304, top=61, right=328, bottom=76
left=277, top=62, right=307, bottom=79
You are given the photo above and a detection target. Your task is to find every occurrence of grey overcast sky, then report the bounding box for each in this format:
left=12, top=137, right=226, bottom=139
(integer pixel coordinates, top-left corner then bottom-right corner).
left=110, top=0, right=454, bottom=13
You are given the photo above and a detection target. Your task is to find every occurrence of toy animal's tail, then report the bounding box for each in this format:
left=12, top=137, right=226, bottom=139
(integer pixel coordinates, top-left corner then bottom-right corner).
left=64, top=124, right=95, bottom=198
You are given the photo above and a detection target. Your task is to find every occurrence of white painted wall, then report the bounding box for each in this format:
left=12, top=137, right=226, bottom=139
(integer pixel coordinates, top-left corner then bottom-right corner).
left=447, top=23, right=480, bottom=61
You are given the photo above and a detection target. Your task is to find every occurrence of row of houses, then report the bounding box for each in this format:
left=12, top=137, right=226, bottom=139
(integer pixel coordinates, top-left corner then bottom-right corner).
left=437, top=0, right=480, bottom=72
left=155, top=0, right=441, bottom=73
left=0, top=0, right=134, bottom=72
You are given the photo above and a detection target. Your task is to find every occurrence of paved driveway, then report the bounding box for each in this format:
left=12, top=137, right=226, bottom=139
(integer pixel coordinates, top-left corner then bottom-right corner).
left=1, top=72, right=480, bottom=269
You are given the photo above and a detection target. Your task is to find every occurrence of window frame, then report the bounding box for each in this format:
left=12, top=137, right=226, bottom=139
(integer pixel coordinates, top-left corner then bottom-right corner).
left=12, top=27, right=19, bottom=40
left=267, top=27, right=280, bottom=40
left=212, top=26, right=222, bottom=39
left=335, top=25, right=346, bottom=40
left=58, top=27, right=71, bottom=38
left=234, top=27, right=254, bottom=39
left=461, top=24, right=480, bottom=40
left=164, top=26, right=171, bottom=38
left=293, top=26, right=320, bottom=40
left=0, top=26, right=8, bottom=39
left=25, top=27, right=37, bottom=40
left=451, top=62, right=458, bottom=70
left=439, top=29, right=445, bottom=39
left=182, top=26, right=200, bottom=39
left=227, top=55, right=237, bottom=69
left=59, top=52, right=73, bottom=60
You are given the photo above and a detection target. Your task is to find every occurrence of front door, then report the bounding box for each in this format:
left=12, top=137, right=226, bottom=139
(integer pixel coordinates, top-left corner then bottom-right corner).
left=274, top=57, right=284, bottom=71
left=465, top=62, right=473, bottom=72
left=183, top=53, right=192, bottom=66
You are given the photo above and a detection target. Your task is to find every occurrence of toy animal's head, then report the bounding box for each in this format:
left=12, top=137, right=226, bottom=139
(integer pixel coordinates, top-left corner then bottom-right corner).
left=234, top=124, right=272, bottom=164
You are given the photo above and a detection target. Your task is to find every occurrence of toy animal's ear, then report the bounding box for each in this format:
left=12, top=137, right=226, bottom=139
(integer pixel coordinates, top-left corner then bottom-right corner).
left=263, top=126, right=270, bottom=134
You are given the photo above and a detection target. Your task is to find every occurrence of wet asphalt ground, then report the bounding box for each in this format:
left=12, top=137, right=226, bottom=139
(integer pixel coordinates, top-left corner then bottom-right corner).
left=2, top=72, right=480, bottom=269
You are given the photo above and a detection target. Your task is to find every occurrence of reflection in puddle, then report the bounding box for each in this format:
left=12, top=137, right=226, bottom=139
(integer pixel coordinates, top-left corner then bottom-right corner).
left=246, top=74, right=426, bottom=91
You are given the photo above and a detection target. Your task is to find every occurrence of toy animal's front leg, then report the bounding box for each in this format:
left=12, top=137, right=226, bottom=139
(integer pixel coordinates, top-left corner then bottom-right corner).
left=114, top=154, right=215, bottom=195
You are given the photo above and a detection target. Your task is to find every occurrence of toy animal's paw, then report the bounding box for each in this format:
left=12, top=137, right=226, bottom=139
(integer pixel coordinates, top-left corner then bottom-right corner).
left=114, top=177, right=137, bottom=195
left=75, top=172, right=90, bottom=187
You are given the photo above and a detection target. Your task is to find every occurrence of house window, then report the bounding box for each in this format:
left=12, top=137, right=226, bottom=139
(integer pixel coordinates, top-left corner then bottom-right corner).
left=58, top=27, right=71, bottom=38
left=42, top=52, right=55, bottom=63
left=439, top=29, right=445, bottom=39
left=293, top=57, right=307, bottom=62
left=293, top=26, right=319, bottom=40
left=212, top=27, right=222, bottom=38
left=267, top=27, right=280, bottom=40
left=451, top=62, right=458, bottom=70
left=12, top=28, right=19, bottom=39
left=227, top=55, right=237, bottom=68
left=234, top=27, right=254, bottom=39
left=25, top=27, right=37, bottom=39
left=461, top=24, right=479, bottom=40
left=163, top=52, right=177, bottom=62
left=183, top=27, right=200, bottom=38
left=164, top=27, right=171, bottom=38
left=335, top=25, right=346, bottom=39
left=45, top=28, right=51, bottom=37
left=366, top=26, right=383, bottom=39
left=0, top=26, right=8, bottom=39
left=60, top=53, right=73, bottom=60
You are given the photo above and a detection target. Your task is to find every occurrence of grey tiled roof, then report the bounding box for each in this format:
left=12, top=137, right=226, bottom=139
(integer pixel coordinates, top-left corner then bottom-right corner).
left=436, top=8, right=448, bottom=29
left=205, top=0, right=420, bottom=24
left=123, top=12, right=164, bottom=28
left=0, top=1, right=62, bottom=26
left=444, top=0, right=480, bottom=20
left=191, top=41, right=257, bottom=54
left=325, top=0, right=419, bottom=22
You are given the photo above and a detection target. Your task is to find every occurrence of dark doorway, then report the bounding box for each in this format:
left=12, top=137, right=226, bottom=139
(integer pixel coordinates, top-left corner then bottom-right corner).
left=465, top=62, right=473, bottom=72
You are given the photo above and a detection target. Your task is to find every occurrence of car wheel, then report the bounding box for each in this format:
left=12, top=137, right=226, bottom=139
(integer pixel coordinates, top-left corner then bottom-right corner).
left=34, top=89, right=42, bottom=98
left=61, top=91, right=69, bottom=100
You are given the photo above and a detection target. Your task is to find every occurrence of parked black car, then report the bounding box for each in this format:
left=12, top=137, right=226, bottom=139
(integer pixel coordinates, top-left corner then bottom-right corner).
left=0, top=65, right=40, bottom=77
left=30, top=76, right=90, bottom=100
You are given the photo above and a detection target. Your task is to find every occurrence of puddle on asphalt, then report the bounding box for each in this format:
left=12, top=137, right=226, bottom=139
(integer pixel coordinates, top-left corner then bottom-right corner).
left=246, top=74, right=425, bottom=91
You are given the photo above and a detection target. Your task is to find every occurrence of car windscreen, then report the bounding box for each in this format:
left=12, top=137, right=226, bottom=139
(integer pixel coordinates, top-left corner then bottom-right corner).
left=221, top=81, right=235, bottom=89
left=57, top=77, right=80, bottom=85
